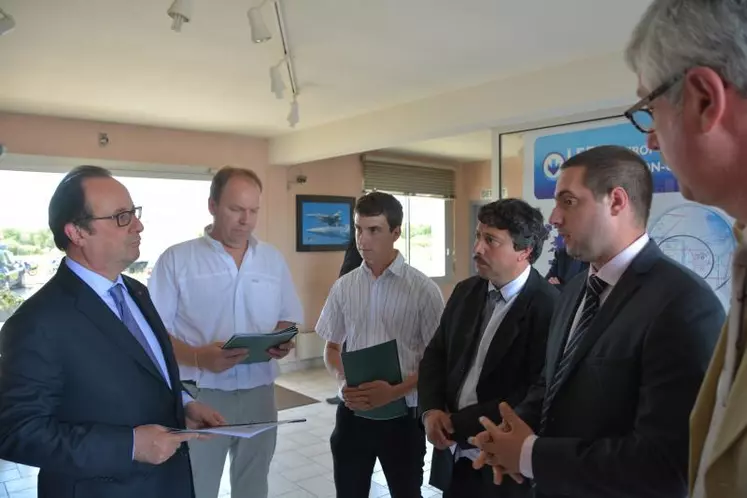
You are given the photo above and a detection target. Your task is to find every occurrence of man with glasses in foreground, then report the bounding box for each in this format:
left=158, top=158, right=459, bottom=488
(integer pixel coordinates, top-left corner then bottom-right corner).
left=626, top=1, right=747, bottom=496
left=0, top=165, right=224, bottom=498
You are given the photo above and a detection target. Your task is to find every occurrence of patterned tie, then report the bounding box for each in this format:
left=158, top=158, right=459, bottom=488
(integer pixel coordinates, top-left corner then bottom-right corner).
left=540, top=275, right=608, bottom=432
left=109, top=283, right=165, bottom=380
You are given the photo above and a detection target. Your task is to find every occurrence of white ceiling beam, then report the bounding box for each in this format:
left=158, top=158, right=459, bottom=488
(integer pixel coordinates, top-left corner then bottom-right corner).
left=269, top=51, right=636, bottom=166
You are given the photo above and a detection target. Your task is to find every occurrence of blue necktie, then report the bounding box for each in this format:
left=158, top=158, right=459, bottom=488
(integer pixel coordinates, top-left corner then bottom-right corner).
left=540, top=275, right=608, bottom=432
left=109, top=283, right=165, bottom=380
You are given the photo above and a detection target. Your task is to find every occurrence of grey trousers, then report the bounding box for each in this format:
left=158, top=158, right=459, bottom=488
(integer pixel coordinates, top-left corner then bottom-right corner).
left=185, top=383, right=278, bottom=498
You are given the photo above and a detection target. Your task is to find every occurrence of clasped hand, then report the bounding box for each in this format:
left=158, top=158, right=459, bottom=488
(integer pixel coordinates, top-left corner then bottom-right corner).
left=468, top=402, right=534, bottom=486
left=341, top=380, right=397, bottom=411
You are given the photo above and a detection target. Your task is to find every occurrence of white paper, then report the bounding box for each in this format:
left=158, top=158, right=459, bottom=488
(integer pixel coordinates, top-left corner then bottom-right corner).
left=173, top=419, right=305, bottom=439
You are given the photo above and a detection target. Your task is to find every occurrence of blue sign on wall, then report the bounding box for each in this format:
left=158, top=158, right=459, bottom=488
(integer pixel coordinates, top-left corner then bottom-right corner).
left=533, top=122, right=679, bottom=200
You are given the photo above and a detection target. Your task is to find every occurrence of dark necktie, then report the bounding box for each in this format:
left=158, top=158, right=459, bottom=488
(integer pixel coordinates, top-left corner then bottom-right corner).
left=109, top=283, right=165, bottom=380
left=540, top=275, right=608, bottom=432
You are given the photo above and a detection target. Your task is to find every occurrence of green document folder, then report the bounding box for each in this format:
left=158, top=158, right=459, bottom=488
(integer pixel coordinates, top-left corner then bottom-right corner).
left=222, top=326, right=299, bottom=364
left=341, top=339, right=409, bottom=420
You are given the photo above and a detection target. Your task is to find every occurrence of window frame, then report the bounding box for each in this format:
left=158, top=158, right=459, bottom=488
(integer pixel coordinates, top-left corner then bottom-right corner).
left=390, top=192, right=455, bottom=285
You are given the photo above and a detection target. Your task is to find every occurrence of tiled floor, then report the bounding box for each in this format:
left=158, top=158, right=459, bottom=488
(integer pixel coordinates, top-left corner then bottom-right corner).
left=0, top=368, right=443, bottom=498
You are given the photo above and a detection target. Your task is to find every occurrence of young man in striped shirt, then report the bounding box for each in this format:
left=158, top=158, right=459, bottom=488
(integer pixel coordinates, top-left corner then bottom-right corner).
left=316, top=192, right=445, bottom=498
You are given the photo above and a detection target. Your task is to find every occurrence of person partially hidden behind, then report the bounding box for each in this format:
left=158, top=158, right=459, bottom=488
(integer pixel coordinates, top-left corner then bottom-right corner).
left=470, top=146, right=724, bottom=498
left=418, top=198, right=558, bottom=498
left=545, top=237, right=588, bottom=291
left=0, top=165, right=224, bottom=498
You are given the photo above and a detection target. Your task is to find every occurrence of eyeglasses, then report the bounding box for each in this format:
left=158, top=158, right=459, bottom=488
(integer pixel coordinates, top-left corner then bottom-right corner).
left=624, top=72, right=684, bottom=134
left=80, top=206, right=142, bottom=228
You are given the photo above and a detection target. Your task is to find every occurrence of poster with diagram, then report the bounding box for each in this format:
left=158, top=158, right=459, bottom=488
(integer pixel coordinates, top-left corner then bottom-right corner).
left=521, top=118, right=735, bottom=310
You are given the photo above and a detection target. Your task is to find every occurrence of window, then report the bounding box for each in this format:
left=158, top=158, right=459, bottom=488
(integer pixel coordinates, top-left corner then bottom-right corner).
left=361, top=155, right=456, bottom=282
left=0, top=167, right=211, bottom=322
left=393, top=194, right=453, bottom=280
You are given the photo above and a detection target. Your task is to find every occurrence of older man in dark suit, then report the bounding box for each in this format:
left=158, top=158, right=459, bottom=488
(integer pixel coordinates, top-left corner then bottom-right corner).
left=419, top=198, right=558, bottom=498
left=471, top=146, right=724, bottom=498
left=0, top=166, right=224, bottom=498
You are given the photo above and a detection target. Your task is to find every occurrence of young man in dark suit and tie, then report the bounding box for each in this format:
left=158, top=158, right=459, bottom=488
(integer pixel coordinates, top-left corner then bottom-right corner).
left=418, top=198, right=558, bottom=498
left=471, top=146, right=724, bottom=498
left=0, top=166, right=224, bottom=498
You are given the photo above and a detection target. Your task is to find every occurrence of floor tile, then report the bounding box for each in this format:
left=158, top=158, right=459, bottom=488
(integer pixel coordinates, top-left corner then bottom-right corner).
left=0, top=367, right=443, bottom=498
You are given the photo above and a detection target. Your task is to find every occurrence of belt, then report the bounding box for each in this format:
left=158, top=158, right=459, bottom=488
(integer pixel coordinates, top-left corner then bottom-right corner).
left=182, top=380, right=197, bottom=386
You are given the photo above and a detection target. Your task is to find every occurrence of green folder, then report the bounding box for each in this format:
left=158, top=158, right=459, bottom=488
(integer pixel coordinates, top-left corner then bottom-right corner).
left=222, top=326, right=299, bottom=364
left=341, top=339, right=409, bottom=420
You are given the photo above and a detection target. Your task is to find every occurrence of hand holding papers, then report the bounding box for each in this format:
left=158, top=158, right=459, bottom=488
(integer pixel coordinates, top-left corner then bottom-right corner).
left=172, top=419, right=306, bottom=439
left=341, top=339, right=408, bottom=420
left=222, top=325, right=299, bottom=364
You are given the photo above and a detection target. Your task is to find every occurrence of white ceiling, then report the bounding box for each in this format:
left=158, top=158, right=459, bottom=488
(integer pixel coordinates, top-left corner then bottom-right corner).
left=0, top=0, right=652, bottom=156
left=387, top=130, right=492, bottom=162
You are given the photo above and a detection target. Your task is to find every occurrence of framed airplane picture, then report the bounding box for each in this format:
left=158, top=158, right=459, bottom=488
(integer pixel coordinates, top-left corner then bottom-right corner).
left=295, top=195, right=355, bottom=252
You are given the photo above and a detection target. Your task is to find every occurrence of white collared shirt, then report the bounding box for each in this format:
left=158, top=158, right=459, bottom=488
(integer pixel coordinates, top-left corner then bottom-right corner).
left=148, top=231, right=304, bottom=392
left=565, top=233, right=650, bottom=345
left=458, top=265, right=532, bottom=410
left=315, top=252, right=445, bottom=407
left=454, top=265, right=531, bottom=461
left=520, top=233, right=650, bottom=478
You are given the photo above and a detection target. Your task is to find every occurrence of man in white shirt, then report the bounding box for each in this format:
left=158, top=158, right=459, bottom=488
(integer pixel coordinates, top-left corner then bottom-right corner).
left=316, top=192, right=445, bottom=498
left=149, top=166, right=304, bottom=498
left=625, top=2, right=747, bottom=495
left=418, top=198, right=558, bottom=498
left=470, top=146, right=724, bottom=498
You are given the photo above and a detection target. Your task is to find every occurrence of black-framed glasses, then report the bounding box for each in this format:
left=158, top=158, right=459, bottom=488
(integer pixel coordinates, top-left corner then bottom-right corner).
left=80, top=206, right=142, bottom=228
left=624, top=72, right=685, bottom=133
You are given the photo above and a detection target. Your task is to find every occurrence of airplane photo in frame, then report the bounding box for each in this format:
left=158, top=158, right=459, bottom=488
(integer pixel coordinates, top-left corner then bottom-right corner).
left=295, top=195, right=355, bottom=252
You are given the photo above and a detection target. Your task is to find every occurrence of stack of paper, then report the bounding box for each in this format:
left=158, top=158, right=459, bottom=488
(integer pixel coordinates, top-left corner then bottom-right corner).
left=173, top=418, right=307, bottom=438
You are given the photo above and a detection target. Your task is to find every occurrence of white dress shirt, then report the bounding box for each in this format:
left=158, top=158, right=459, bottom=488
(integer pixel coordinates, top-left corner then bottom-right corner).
left=454, top=265, right=531, bottom=461
left=315, top=252, right=445, bottom=407
left=148, top=230, right=304, bottom=392
left=520, top=233, right=650, bottom=478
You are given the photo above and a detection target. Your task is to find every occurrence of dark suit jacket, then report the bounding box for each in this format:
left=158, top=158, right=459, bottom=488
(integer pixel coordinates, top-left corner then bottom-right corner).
left=0, top=261, right=194, bottom=498
left=545, top=248, right=589, bottom=291
left=517, top=241, right=724, bottom=498
left=339, top=238, right=362, bottom=277
left=419, top=269, right=558, bottom=496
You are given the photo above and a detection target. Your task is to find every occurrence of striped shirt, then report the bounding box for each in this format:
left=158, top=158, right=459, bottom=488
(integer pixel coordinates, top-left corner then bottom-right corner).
left=315, top=252, right=445, bottom=407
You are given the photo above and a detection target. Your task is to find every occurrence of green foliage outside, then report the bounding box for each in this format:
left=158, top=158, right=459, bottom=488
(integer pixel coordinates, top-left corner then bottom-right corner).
left=0, top=228, right=56, bottom=255
left=0, top=287, right=22, bottom=312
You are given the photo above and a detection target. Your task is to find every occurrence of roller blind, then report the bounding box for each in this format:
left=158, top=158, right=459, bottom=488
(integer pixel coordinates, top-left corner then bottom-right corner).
left=362, top=155, right=456, bottom=198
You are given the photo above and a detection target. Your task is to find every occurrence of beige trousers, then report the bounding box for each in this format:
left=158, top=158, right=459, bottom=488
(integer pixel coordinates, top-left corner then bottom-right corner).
left=185, top=384, right=278, bottom=498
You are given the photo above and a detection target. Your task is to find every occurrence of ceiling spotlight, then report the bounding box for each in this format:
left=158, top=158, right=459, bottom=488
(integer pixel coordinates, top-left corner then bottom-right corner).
left=247, top=4, right=271, bottom=43
left=287, top=97, right=299, bottom=128
left=0, top=8, right=15, bottom=36
left=167, top=0, right=193, bottom=33
left=270, top=63, right=286, bottom=99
